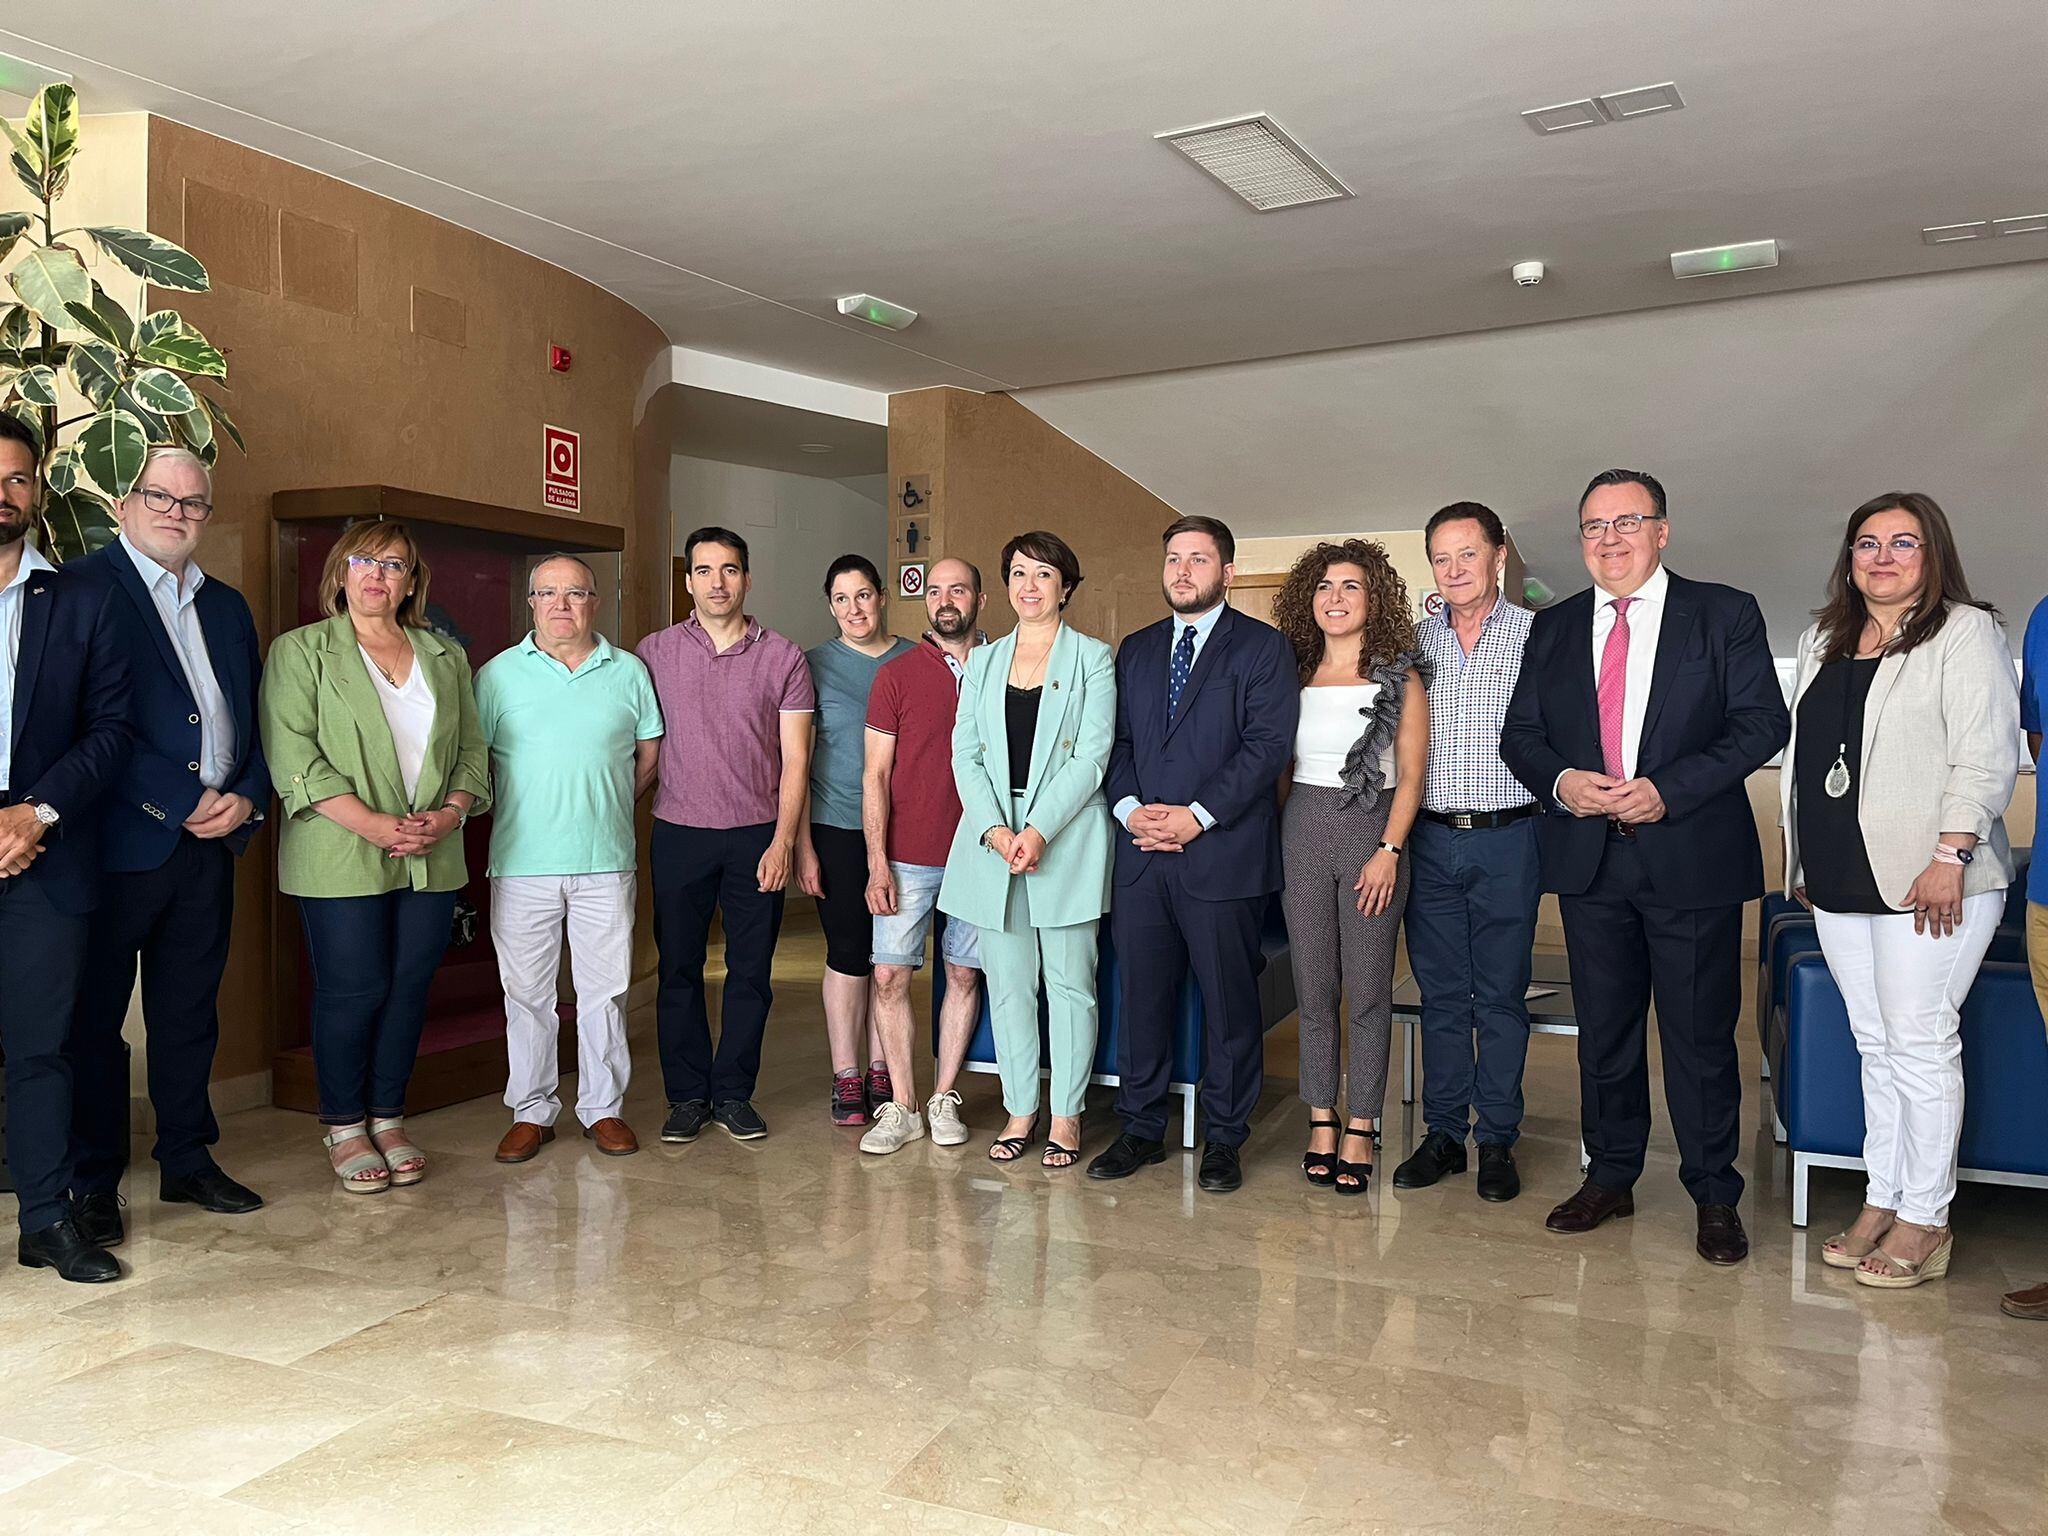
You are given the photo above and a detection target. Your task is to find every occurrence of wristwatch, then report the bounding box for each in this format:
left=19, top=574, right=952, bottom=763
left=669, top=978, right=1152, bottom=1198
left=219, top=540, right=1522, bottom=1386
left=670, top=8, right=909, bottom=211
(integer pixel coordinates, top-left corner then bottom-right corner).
left=1378, top=840, right=1401, bottom=858
left=1952, top=845, right=1974, bottom=866
left=28, top=800, right=59, bottom=828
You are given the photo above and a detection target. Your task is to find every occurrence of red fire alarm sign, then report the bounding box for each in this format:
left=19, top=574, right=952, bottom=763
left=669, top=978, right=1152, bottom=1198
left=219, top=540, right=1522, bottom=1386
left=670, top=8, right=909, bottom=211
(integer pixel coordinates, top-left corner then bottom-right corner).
left=543, top=424, right=580, bottom=512
left=549, top=345, right=572, bottom=372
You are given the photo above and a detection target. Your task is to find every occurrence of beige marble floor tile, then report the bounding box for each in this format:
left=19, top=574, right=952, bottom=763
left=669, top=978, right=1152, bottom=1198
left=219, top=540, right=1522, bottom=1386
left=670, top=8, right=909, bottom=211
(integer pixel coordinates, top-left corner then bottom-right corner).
left=0, top=1343, right=379, bottom=1496
left=1290, top=1462, right=1729, bottom=1536
left=0, top=1460, right=306, bottom=1533
left=891, top=1399, right=1315, bottom=1535
left=228, top=1402, right=695, bottom=1533
left=0, top=1437, right=70, bottom=1496
left=1920, top=1448, right=2048, bottom=1536
left=59, top=1251, right=442, bottom=1365
left=294, top=1290, right=671, bottom=1421
left=0, top=1311, right=150, bottom=1404
left=671, top=1454, right=1032, bottom=1532
left=563, top=1336, right=955, bottom=1488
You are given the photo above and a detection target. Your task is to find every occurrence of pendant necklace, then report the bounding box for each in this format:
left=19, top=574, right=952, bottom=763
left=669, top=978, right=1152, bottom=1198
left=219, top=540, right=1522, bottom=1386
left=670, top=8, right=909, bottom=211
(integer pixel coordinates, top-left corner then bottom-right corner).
left=1826, top=619, right=1889, bottom=799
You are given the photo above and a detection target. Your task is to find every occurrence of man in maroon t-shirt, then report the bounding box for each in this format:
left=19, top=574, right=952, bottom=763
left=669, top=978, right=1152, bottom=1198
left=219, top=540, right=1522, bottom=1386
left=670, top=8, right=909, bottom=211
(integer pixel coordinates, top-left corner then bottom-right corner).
left=857, top=557, right=987, bottom=1154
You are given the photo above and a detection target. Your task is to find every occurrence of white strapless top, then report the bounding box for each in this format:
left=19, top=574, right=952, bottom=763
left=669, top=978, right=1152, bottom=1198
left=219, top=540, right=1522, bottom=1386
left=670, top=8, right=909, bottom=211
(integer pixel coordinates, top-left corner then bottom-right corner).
left=1294, top=683, right=1388, bottom=789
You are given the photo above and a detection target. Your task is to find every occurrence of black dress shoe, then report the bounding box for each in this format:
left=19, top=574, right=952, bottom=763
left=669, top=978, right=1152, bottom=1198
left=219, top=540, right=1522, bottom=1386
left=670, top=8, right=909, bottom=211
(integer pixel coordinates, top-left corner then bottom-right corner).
left=1197, top=1143, right=1242, bottom=1193
left=1392, top=1130, right=1467, bottom=1190
left=1475, top=1142, right=1520, bottom=1203
left=161, top=1165, right=263, bottom=1214
left=1696, top=1203, right=1749, bottom=1266
left=1544, top=1179, right=1634, bottom=1234
left=74, top=1192, right=125, bottom=1248
left=713, top=1099, right=769, bottom=1140
left=18, top=1218, right=122, bottom=1284
left=661, top=1099, right=714, bottom=1143
left=1086, top=1133, right=1165, bottom=1181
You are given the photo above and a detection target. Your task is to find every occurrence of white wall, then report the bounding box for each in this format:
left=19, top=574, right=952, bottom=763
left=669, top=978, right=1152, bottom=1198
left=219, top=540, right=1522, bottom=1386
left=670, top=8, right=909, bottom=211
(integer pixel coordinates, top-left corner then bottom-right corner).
left=671, top=456, right=889, bottom=648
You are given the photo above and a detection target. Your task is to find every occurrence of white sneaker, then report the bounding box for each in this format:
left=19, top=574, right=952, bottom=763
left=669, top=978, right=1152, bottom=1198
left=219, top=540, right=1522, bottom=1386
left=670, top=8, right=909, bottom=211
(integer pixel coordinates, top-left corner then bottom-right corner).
left=926, top=1089, right=969, bottom=1147
left=859, top=1101, right=926, bottom=1155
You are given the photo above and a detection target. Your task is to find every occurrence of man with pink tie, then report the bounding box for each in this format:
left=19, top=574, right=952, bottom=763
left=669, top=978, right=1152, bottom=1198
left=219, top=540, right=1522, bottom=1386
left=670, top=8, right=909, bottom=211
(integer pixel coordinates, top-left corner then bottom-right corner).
left=1500, top=470, right=1788, bottom=1265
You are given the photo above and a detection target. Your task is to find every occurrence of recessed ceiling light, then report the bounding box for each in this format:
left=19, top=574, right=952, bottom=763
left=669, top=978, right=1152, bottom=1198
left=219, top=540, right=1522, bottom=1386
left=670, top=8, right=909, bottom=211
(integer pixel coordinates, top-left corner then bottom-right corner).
left=1670, top=239, right=1779, bottom=279
left=1521, top=98, right=1605, bottom=135
left=836, top=293, right=918, bottom=331
left=1596, top=82, right=1686, bottom=120
left=1992, top=213, right=2048, bottom=235
left=1921, top=221, right=1989, bottom=244
left=797, top=443, right=834, bottom=454
left=1155, top=114, right=1352, bottom=211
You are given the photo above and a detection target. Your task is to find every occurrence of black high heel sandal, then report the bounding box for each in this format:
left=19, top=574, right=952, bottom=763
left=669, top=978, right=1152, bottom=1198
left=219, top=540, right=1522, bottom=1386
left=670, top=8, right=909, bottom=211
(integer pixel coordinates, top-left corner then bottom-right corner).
left=1302, top=1115, right=1341, bottom=1187
left=1334, top=1123, right=1376, bottom=1197
left=988, top=1115, right=1041, bottom=1163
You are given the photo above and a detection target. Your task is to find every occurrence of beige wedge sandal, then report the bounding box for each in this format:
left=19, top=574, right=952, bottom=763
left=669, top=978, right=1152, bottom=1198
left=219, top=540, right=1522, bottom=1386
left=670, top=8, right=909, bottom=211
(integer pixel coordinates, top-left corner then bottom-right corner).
left=323, top=1123, right=391, bottom=1194
left=1853, top=1225, right=1953, bottom=1289
left=1821, top=1206, right=1895, bottom=1269
left=367, top=1116, right=427, bottom=1186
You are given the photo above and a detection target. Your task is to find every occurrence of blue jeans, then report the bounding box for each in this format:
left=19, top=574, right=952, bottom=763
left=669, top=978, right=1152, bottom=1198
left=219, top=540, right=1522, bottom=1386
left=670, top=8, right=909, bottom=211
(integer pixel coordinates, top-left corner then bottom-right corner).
left=299, top=889, right=458, bottom=1125
left=1404, top=816, right=1540, bottom=1146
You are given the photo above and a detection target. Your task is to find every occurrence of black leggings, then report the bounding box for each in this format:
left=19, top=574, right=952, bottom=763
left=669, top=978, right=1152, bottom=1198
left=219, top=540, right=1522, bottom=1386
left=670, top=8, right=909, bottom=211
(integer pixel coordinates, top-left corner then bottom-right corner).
left=811, top=823, right=873, bottom=977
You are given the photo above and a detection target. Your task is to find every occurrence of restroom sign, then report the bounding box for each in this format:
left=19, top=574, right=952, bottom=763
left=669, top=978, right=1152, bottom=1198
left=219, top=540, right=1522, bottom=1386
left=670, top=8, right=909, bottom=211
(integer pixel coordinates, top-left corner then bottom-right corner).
left=543, top=425, right=580, bottom=512
left=898, top=562, right=926, bottom=598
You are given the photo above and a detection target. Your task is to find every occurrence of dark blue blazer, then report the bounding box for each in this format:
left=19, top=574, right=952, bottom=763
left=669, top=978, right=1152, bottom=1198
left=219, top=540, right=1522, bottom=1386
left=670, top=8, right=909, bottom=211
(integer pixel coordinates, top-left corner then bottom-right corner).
left=70, top=541, right=268, bottom=872
left=1105, top=604, right=1299, bottom=901
left=1499, top=569, right=1789, bottom=909
left=5, top=563, right=131, bottom=913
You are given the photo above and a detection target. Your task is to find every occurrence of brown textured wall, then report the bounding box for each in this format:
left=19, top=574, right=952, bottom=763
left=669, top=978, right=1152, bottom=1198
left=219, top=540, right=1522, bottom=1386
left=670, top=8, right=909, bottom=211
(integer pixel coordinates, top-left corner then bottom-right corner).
left=143, top=119, right=673, bottom=1088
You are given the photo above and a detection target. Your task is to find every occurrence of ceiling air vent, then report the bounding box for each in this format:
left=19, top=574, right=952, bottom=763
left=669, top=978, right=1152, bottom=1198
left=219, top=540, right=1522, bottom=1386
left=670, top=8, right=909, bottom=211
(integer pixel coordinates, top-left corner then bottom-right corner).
left=1155, top=114, right=1353, bottom=212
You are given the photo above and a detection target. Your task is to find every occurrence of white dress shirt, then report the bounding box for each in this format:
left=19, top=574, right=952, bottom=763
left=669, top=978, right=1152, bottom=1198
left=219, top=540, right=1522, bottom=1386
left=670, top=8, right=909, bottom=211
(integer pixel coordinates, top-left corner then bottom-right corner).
left=121, top=534, right=237, bottom=789
left=1115, top=601, right=1227, bottom=831
left=1588, top=563, right=1669, bottom=780
left=0, top=544, right=57, bottom=793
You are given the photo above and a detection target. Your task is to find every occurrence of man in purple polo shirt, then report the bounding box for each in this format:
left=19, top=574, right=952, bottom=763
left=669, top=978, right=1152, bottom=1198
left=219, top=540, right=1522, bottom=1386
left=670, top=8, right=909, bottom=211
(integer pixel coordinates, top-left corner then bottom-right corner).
left=638, top=526, right=814, bottom=1143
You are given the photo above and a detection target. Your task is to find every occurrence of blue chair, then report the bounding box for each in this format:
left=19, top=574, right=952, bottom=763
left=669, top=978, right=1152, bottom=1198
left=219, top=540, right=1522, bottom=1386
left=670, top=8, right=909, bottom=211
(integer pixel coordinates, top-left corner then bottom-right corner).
left=1775, top=956, right=2048, bottom=1226
left=933, top=897, right=1297, bottom=1147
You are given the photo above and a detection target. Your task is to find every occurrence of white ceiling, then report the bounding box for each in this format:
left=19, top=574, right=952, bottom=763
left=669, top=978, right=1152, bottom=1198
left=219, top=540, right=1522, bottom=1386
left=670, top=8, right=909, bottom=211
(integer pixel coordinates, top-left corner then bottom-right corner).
left=5, top=3, right=2045, bottom=392
left=668, top=386, right=888, bottom=480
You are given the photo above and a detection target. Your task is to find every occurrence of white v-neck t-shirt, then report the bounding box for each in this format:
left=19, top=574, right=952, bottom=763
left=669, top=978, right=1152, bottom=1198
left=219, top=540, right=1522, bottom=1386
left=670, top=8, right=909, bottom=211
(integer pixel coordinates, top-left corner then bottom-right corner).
left=362, top=645, right=436, bottom=804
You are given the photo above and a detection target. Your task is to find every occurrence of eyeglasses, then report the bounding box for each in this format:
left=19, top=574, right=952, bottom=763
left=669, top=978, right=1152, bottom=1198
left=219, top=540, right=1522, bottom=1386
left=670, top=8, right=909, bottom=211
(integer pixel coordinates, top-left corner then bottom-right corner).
left=1579, top=513, right=1666, bottom=540
left=346, top=555, right=410, bottom=576
left=135, top=486, right=214, bottom=520
left=1850, top=536, right=1925, bottom=560
left=531, top=586, right=598, bottom=603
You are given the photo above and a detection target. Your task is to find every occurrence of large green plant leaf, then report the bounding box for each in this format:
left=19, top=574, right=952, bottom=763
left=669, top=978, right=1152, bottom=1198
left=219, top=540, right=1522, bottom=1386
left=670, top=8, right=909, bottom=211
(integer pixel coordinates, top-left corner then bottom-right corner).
left=3, top=400, right=44, bottom=447
left=84, top=227, right=209, bottom=292
left=135, top=311, right=227, bottom=378
left=176, top=401, right=216, bottom=465
left=0, top=303, right=34, bottom=358
left=131, top=366, right=197, bottom=415
left=1, top=116, right=40, bottom=203
left=8, top=245, right=91, bottom=329
left=14, top=364, right=56, bottom=407
left=26, top=85, right=79, bottom=198
left=113, top=383, right=170, bottom=442
left=42, top=487, right=117, bottom=563
left=65, top=297, right=127, bottom=350
left=0, top=210, right=29, bottom=263
left=79, top=407, right=148, bottom=500
left=196, top=389, right=246, bottom=454
left=66, top=339, right=123, bottom=408
left=43, top=443, right=86, bottom=495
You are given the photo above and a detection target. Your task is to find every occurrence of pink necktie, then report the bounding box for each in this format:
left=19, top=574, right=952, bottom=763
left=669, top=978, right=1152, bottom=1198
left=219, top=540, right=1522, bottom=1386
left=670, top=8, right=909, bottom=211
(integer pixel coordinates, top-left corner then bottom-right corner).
left=1598, top=596, right=1634, bottom=779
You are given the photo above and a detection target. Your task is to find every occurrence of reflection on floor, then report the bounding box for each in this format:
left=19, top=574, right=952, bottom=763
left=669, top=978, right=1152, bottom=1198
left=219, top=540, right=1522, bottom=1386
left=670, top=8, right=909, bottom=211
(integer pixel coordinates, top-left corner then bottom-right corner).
left=3, top=924, right=2045, bottom=1534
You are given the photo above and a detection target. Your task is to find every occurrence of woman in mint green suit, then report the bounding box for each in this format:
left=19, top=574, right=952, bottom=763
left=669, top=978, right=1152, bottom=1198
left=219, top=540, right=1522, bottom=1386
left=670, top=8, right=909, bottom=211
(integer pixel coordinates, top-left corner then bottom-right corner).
left=939, top=531, right=1115, bottom=1169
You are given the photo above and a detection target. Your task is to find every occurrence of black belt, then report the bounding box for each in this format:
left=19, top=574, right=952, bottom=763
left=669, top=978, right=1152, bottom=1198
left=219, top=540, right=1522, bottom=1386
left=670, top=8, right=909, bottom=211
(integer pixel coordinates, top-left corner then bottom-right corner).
left=1420, top=804, right=1538, bottom=830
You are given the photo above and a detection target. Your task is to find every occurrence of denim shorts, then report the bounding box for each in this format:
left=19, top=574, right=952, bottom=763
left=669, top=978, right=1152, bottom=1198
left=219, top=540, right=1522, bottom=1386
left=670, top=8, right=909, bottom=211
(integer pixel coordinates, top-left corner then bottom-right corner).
left=871, top=861, right=980, bottom=970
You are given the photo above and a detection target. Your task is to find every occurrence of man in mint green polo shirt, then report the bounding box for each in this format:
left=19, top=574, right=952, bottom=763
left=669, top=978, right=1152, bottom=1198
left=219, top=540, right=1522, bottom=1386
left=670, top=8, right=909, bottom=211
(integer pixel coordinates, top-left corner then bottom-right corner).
left=476, top=555, right=664, bottom=1164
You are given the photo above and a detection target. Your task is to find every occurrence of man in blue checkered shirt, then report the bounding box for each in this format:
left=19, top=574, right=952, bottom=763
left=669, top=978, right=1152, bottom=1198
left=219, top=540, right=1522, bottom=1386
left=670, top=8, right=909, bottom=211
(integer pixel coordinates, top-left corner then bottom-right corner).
left=1392, top=502, right=1541, bottom=1203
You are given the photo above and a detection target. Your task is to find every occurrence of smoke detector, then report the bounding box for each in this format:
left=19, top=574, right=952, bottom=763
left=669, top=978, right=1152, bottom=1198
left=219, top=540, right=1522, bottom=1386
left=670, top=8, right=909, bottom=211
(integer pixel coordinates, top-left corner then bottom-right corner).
left=1155, top=114, right=1353, bottom=212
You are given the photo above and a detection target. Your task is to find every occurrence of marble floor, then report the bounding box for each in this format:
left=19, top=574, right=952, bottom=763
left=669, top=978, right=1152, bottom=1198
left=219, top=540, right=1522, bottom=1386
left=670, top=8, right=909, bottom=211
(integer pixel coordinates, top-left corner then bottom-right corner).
left=4, top=928, right=2046, bottom=1536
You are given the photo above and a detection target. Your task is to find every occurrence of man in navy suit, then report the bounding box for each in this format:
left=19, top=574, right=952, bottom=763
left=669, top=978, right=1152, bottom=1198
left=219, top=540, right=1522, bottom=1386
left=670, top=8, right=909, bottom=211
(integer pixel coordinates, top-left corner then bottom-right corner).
left=0, top=415, right=131, bottom=1283
left=1501, top=469, right=1788, bottom=1264
left=67, top=447, right=270, bottom=1240
left=1088, top=516, right=1298, bottom=1192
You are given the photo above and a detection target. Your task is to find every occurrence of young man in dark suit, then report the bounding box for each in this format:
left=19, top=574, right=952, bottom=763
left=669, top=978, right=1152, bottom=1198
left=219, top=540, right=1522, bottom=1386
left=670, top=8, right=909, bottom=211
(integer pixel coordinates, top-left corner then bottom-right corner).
left=1088, top=516, right=1298, bottom=1192
left=68, top=447, right=270, bottom=1242
left=1501, top=469, right=1789, bottom=1264
left=0, top=415, right=132, bottom=1283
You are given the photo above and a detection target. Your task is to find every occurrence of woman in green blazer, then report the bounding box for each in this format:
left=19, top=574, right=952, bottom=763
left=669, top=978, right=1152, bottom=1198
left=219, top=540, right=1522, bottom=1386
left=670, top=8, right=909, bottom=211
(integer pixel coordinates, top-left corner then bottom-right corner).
left=259, top=521, right=490, bottom=1194
left=939, top=530, right=1114, bottom=1169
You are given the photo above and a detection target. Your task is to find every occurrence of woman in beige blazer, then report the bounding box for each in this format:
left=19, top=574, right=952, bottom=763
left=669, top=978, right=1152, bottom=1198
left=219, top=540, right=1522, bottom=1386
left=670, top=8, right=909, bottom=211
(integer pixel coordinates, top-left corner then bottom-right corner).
left=1782, top=492, right=2018, bottom=1289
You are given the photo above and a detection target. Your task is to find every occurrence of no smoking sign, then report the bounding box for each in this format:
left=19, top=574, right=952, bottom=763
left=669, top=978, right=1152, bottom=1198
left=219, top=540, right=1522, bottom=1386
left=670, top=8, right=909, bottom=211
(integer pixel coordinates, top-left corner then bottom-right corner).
left=543, top=424, right=580, bottom=512
left=899, top=562, right=926, bottom=598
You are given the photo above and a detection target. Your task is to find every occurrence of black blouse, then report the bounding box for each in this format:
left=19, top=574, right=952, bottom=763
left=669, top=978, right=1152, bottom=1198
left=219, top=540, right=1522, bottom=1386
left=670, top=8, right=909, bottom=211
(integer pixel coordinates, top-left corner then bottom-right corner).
left=1005, top=686, right=1041, bottom=793
left=1794, top=657, right=1888, bottom=914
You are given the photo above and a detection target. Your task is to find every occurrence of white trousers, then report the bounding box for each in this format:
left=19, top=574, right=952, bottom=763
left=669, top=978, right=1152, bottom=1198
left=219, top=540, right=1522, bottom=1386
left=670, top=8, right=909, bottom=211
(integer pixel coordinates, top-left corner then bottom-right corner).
left=1813, top=890, right=2002, bottom=1226
left=493, top=872, right=636, bottom=1126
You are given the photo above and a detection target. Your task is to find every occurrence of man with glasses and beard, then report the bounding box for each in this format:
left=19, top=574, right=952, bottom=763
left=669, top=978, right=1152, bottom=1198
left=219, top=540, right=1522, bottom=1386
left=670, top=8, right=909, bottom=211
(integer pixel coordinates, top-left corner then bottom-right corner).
left=1090, top=516, right=1298, bottom=1193
left=857, top=557, right=989, bottom=1154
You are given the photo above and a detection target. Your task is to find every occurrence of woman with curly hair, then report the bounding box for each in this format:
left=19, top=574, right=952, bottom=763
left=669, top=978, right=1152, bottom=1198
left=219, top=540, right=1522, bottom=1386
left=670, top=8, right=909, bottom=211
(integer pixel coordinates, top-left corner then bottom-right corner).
left=1272, top=540, right=1429, bottom=1194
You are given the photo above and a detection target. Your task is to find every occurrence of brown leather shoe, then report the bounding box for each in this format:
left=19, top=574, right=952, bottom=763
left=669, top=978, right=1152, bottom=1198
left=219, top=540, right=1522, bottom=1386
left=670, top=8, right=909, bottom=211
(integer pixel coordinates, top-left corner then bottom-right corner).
left=2001, top=1281, right=2048, bottom=1320
left=584, top=1118, right=639, bottom=1156
left=1695, top=1203, right=1749, bottom=1265
left=1544, top=1180, right=1634, bottom=1234
left=495, top=1123, right=555, bottom=1164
